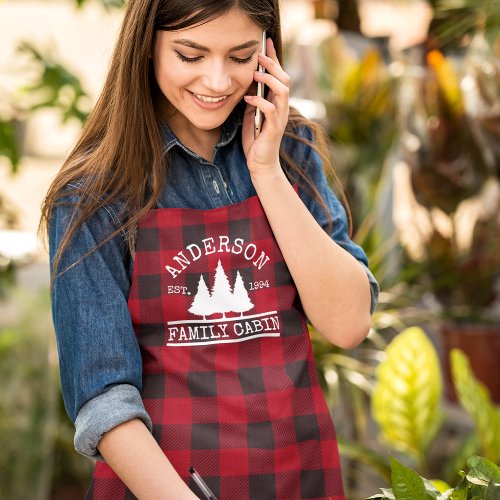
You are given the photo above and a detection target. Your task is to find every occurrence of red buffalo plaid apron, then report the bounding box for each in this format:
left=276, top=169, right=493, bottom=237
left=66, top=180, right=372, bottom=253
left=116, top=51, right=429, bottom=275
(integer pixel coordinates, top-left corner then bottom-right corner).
left=86, top=191, right=345, bottom=499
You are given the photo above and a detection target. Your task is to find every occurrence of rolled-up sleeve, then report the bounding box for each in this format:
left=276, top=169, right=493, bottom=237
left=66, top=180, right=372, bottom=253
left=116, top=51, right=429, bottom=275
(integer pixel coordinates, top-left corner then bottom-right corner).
left=49, top=188, right=152, bottom=460
left=284, top=127, right=380, bottom=314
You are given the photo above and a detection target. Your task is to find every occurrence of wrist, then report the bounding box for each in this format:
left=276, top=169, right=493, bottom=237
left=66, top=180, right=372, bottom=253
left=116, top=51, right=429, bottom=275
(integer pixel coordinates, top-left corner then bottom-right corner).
left=250, top=164, right=288, bottom=190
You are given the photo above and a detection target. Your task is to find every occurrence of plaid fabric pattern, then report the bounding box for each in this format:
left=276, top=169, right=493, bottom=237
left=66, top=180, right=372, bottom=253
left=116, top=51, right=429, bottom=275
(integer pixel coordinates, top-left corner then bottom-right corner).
left=88, top=194, right=344, bottom=499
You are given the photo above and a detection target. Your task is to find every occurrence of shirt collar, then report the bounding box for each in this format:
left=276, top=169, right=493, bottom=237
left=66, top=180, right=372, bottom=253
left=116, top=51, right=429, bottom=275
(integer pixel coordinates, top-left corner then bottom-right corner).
left=159, top=100, right=245, bottom=156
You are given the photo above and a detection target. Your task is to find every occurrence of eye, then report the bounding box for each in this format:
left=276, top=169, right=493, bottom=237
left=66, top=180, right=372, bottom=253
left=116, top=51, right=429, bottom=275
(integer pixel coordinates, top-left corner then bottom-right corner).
left=174, top=50, right=255, bottom=65
left=231, top=53, right=255, bottom=65
left=175, top=51, right=202, bottom=63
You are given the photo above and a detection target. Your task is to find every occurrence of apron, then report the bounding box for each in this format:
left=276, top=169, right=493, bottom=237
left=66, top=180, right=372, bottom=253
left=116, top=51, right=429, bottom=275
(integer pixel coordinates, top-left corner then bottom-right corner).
left=86, top=191, right=345, bottom=500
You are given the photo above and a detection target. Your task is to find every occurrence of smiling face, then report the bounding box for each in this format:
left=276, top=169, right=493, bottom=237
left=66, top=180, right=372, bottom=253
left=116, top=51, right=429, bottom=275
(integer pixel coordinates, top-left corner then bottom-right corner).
left=153, top=9, right=262, bottom=139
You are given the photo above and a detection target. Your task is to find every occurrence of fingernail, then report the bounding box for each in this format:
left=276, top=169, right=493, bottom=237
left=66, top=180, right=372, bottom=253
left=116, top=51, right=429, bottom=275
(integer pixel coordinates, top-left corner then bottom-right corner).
left=244, top=95, right=252, bottom=101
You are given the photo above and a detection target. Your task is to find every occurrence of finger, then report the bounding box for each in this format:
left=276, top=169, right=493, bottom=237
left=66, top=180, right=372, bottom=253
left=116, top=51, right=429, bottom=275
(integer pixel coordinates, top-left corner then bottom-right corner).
left=257, top=54, right=290, bottom=88
left=244, top=95, right=275, bottom=114
left=253, top=70, right=288, bottom=117
left=254, top=70, right=289, bottom=100
left=243, top=95, right=282, bottom=130
left=258, top=51, right=290, bottom=88
left=264, top=39, right=290, bottom=82
left=266, top=37, right=278, bottom=62
left=244, top=100, right=255, bottom=115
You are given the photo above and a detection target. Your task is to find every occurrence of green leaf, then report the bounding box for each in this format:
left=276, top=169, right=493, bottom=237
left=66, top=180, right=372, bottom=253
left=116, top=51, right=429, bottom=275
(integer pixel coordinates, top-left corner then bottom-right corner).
left=390, top=456, right=432, bottom=500
left=0, top=119, right=21, bottom=172
left=449, top=477, right=468, bottom=500
left=467, top=456, right=500, bottom=484
left=372, top=327, right=443, bottom=466
left=16, top=42, right=90, bottom=126
left=451, top=350, right=500, bottom=462
left=469, top=484, right=489, bottom=500
left=485, top=481, right=500, bottom=500
left=449, top=492, right=466, bottom=500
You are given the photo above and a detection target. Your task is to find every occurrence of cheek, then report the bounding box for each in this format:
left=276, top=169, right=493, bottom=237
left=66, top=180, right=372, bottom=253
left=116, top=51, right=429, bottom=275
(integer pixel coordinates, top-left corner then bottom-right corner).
left=153, top=61, right=171, bottom=91
left=172, top=65, right=198, bottom=83
left=154, top=58, right=192, bottom=90
left=237, top=66, right=256, bottom=90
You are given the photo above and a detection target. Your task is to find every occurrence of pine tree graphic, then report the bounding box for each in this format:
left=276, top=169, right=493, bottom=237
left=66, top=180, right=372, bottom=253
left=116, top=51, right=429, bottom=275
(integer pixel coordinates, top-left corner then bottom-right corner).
left=188, top=261, right=255, bottom=319
left=232, top=270, right=254, bottom=316
left=188, top=275, right=213, bottom=319
left=210, top=260, right=234, bottom=318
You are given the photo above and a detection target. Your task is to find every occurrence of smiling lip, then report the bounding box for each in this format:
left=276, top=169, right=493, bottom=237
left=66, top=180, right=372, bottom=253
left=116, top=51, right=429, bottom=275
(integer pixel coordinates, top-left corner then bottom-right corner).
left=189, top=91, right=230, bottom=109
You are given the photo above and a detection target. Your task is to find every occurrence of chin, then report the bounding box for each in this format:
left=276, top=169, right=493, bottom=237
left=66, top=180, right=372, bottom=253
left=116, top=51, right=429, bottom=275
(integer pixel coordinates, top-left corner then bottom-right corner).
left=189, top=115, right=230, bottom=131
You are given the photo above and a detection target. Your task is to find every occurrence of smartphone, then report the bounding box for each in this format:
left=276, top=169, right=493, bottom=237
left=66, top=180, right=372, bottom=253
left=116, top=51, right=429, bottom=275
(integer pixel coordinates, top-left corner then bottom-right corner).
left=254, top=30, right=267, bottom=139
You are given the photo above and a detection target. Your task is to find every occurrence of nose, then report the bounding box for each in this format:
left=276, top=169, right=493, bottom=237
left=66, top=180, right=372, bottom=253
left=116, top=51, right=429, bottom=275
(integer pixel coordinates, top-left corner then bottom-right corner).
left=201, top=59, right=231, bottom=94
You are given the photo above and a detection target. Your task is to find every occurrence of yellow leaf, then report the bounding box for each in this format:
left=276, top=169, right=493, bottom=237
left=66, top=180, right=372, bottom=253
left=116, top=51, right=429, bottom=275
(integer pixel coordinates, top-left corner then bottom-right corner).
left=373, top=327, right=443, bottom=465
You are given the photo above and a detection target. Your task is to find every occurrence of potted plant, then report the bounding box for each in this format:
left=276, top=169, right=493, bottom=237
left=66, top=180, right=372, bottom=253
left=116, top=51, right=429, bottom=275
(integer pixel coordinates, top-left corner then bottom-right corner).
left=326, top=324, right=500, bottom=496
left=369, top=330, right=500, bottom=498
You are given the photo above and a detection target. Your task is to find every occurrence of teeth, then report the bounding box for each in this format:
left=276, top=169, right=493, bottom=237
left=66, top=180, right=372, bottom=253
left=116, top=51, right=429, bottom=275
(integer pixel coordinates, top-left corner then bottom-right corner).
left=193, top=93, right=228, bottom=103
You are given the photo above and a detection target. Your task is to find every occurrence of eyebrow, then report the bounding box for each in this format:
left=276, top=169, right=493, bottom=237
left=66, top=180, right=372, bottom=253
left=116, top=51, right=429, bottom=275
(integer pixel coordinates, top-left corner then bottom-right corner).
left=173, top=39, right=260, bottom=52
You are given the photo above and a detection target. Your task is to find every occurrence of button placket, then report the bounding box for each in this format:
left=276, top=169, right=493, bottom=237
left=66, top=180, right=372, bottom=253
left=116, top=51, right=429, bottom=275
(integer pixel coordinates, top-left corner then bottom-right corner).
left=212, top=150, right=235, bottom=203
left=216, top=171, right=235, bottom=204
left=209, top=164, right=234, bottom=205
left=199, top=164, right=222, bottom=208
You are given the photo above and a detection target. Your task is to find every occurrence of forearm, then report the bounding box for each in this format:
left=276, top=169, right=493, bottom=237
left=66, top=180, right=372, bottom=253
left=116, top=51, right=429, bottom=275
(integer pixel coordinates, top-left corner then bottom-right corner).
left=251, top=168, right=372, bottom=348
left=98, top=418, right=198, bottom=500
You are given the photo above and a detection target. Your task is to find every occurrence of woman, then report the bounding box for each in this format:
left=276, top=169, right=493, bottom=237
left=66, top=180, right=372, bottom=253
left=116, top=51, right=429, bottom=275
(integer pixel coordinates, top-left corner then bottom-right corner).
left=40, top=0, right=379, bottom=497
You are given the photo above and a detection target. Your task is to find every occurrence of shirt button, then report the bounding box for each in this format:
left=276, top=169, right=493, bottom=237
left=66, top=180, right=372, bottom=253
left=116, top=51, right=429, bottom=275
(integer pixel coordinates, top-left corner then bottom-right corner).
left=212, top=180, right=220, bottom=194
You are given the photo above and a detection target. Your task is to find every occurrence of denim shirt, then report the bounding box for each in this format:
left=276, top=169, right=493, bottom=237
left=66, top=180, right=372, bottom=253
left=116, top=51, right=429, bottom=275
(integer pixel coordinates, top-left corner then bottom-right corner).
left=49, top=105, right=379, bottom=461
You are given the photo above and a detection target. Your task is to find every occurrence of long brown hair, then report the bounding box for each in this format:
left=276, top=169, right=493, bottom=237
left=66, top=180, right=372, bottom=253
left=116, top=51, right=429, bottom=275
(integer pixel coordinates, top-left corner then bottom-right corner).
left=39, top=0, right=350, bottom=289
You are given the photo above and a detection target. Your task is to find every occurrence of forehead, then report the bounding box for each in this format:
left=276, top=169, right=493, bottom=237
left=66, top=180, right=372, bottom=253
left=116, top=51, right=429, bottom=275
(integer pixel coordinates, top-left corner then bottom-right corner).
left=157, top=9, right=262, bottom=47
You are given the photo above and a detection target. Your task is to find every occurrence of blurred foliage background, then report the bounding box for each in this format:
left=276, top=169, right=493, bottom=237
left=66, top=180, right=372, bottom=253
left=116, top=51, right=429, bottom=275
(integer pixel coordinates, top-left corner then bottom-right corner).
left=0, top=0, right=499, bottom=498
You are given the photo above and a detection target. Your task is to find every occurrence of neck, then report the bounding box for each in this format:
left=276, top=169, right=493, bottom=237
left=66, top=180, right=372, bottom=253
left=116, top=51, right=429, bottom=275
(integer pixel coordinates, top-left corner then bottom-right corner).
left=176, top=124, right=221, bottom=162
left=161, top=102, right=221, bottom=162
